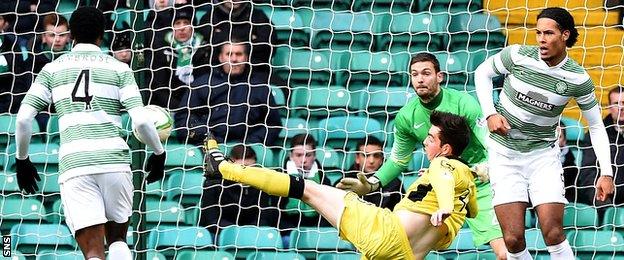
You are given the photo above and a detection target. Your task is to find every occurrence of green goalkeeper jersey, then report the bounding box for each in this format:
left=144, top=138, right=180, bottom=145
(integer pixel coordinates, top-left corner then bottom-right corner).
left=375, top=88, right=488, bottom=186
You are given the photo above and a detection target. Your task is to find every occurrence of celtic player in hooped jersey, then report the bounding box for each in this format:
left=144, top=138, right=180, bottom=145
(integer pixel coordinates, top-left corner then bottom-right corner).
left=14, top=7, right=166, bottom=260
left=337, top=53, right=507, bottom=258
left=475, top=7, right=614, bottom=260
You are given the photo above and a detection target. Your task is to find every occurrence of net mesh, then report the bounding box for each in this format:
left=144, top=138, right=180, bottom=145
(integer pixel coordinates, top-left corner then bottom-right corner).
left=0, top=0, right=623, bottom=259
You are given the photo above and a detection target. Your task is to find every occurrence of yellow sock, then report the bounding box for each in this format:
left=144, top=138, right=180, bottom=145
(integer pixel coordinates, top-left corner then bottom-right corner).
left=219, top=161, right=303, bottom=198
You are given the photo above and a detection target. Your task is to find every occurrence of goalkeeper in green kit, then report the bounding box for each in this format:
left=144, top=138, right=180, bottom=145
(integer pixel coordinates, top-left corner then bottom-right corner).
left=338, top=53, right=507, bottom=259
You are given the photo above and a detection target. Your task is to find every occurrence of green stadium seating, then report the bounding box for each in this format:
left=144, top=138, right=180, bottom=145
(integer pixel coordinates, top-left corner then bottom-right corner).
left=318, top=252, right=362, bottom=260
left=184, top=206, right=201, bottom=226
left=290, top=86, right=355, bottom=118
left=316, top=116, right=384, bottom=149
left=56, top=0, right=77, bottom=20
left=432, top=52, right=468, bottom=85
left=145, top=199, right=186, bottom=228
left=145, top=180, right=164, bottom=200
left=11, top=224, right=75, bottom=255
left=1, top=196, right=47, bottom=232
left=147, top=226, right=215, bottom=258
left=46, top=199, right=64, bottom=224
left=356, top=86, right=416, bottom=120
left=410, top=148, right=430, bottom=172
left=416, top=0, right=482, bottom=12
left=379, top=12, right=445, bottom=53
left=278, top=117, right=313, bottom=143
left=290, top=0, right=353, bottom=12
left=163, top=143, right=204, bottom=169
left=525, top=229, right=547, bottom=252
left=7, top=250, right=27, bottom=260
left=341, top=51, right=406, bottom=89
left=175, top=250, right=235, bottom=260
left=272, top=47, right=342, bottom=86
left=447, top=228, right=477, bottom=251
left=525, top=211, right=535, bottom=228
left=260, top=7, right=310, bottom=47
left=563, top=203, right=598, bottom=228
left=567, top=230, right=624, bottom=258
left=246, top=251, right=306, bottom=260
left=603, top=207, right=624, bottom=230
left=309, top=11, right=379, bottom=51
left=271, top=85, right=287, bottom=108
left=0, top=114, right=40, bottom=149
left=218, top=225, right=283, bottom=258
left=36, top=249, right=83, bottom=260
left=401, top=173, right=418, bottom=191
left=45, top=114, right=59, bottom=144
left=353, top=0, right=415, bottom=13
left=560, top=116, right=586, bottom=143
left=289, top=227, right=355, bottom=259
left=0, top=171, right=21, bottom=193
left=165, top=171, right=204, bottom=207
left=447, top=13, right=505, bottom=52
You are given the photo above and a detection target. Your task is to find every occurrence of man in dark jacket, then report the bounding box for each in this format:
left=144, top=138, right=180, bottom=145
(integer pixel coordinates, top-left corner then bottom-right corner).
left=340, top=136, right=403, bottom=210
left=577, top=86, right=624, bottom=207
left=174, top=37, right=281, bottom=145
left=196, top=0, right=276, bottom=78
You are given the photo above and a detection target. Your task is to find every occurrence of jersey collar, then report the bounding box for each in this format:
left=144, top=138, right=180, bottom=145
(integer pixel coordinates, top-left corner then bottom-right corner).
left=420, top=87, right=444, bottom=110
left=71, top=43, right=102, bottom=52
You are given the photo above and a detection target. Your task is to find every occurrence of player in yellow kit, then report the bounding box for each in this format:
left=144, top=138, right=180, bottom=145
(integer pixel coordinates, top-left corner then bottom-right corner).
left=204, top=111, right=477, bottom=260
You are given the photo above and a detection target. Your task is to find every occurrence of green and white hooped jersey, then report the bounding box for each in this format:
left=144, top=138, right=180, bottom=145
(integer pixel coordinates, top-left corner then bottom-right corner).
left=490, top=44, right=597, bottom=152
left=22, top=44, right=143, bottom=182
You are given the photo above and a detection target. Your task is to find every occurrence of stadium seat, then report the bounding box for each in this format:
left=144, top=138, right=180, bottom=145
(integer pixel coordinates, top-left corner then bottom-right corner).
left=7, top=250, right=26, bottom=260
left=563, top=203, right=598, bottom=228
left=417, top=0, right=482, bottom=12
left=147, top=226, right=215, bottom=258
left=447, top=228, right=477, bottom=251
left=0, top=114, right=40, bottom=149
left=218, top=225, right=283, bottom=258
left=163, top=143, right=204, bottom=169
left=290, top=86, right=355, bottom=118
left=432, top=52, right=468, bottom=85
left=525, top=229, right=547, bottom=252
left=261, top=7, right=310, bottom=47
left=271, top=85, right=287, bottom=108
left=11, top=224, right=75, bottom=255
left=145, top=200, right=186, bottom=228
left=0, top=172, right=21, bottom=193
left=354, top=0, right=415, bottom=12
left=560, top=116, right=586, bottom=143
left=46, top=200, right=64, bottom=224
left=356, top=86, right=416, bottom=120
left=175, top=250, right=235, bottom=260
left=401, top=173, right=419, bottom=191
left=447, top=13, right=506, bottom=52
left=272, top=47, right=342, bottom=87
left=246, top=251, right=306, bottom=260
left=289, top=227, right=355, bottom=259
left=379, top=12, right=445, bottom=53
left=290, top=0, right=353, bottom=11
left=316, top=116, right=384, bottom=149
left=410, top=148, right=430, bottom=172
left=278, top=117, right=314, bottom=144
left=165, top=171, right=204, bottom=207
left=341, top=51, right=406, bottom=89
left=184, top=206, right=201, bottom=226
left=318, top=252, right=362, bottom=260
left=36, top=249, right=83, bottom=260
left=1, top=196, right=47, bottom=231
left=603, top=207, right=624, bottom=230
left=566, top=230, right=624, bottom=258
left=309, top=10, right=379, bottom=51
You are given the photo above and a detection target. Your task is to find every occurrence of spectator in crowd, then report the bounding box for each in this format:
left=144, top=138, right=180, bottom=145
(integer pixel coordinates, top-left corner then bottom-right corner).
left=174, top=36, right=281, bottom=145
left=27, top=14, right=71, bottom=75
left=146, top=4, right=208, bottom=109
left=0, top=10, right=30, bottom=114
left=0, top=0, right=55, bottom=39
left=577, top=86, right=624, bottom=207
left=557, top=123, right=579, bottom=203
left=339, top=136, right=403, bottom=209
left=277, top=134, right=331, bottom=244
left=199, top=144, right=274, bottom=236
left=110, top=31, right=132, bottom=64
left=197, top=0, right=276, bottom=80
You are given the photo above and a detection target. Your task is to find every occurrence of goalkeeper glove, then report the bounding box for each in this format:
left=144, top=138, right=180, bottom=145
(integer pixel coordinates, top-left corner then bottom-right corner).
left=145, top=152, right=166, bottom=183
left=15, top=157, right=41, bottom=195
left=336, top=172, right=380, bottom=196
left=471, top=162, right=490, bottom=183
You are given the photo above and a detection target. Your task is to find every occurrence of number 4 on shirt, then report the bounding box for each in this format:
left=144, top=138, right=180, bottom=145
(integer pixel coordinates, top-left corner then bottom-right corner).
left=71, top=69, right=93, bottom=110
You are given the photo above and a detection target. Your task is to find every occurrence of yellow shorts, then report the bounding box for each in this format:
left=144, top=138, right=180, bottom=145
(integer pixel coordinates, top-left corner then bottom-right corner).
left=338, top=192, right=414, bottom=260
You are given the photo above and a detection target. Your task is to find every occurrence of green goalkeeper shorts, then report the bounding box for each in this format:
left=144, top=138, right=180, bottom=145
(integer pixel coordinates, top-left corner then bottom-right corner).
left=464, top=180, right=503, bottom=246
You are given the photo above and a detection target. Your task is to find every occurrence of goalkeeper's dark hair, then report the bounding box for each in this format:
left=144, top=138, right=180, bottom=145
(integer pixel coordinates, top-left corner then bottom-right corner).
left=430, top=111, right=470, bottom=156
left=69, top=7, right=105, bottom=44
left=537, top=7, right=578, bottom=47
left=410, top=52, right=440, bottom=73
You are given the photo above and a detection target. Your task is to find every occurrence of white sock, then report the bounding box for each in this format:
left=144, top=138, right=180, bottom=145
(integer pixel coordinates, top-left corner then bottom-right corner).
left=507, top=248, right=533, bottom=260
left=547, top=239, right=575, bottom=260
left=107, top=241, right=132, bottom=260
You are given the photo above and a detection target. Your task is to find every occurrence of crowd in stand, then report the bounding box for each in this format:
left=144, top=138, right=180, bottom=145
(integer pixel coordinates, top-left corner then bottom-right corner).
left=1, top=0, right=623, bottom=244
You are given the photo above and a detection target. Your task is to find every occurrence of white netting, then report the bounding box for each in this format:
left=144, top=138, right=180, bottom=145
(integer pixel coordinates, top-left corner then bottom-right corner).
left=0, top=0, right=623, bottom=259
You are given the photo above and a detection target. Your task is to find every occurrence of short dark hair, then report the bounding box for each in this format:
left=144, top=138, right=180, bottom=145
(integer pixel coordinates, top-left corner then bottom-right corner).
left=537, top=7, right=579, bottom=47
left=355, top=135, right=383, bottom=152
left=291, top=134, right=316, bottom=150
left=69, top=7, right=105, bottom=44
left=430, top=111, right=470, bottom=156
left=229, top=144, right=257, bottom=161
left=609, top=86, right=624, bottom=103
left=42, top=14, right=68, bottom=29
left=216, top=35, right=250, bottom=57
left=410, top=52, right=440, bottom=72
